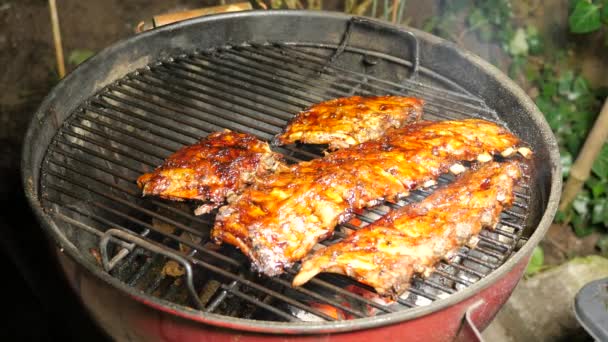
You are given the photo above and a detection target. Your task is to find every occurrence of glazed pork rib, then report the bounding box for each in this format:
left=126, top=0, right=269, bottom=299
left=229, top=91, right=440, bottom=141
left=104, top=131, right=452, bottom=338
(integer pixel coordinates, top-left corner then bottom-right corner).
left=212, top=119, right=531, bottom=276
left=137, top=131, right=284, bottom=215
left=274, top=96, right=424, bottom=150
left=292, top=161, right=524, bottom=298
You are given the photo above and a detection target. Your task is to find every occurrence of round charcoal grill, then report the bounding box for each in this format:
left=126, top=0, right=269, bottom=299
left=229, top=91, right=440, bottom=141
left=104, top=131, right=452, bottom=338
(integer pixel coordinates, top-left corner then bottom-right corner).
left=23, top=11, right=560, bottom=341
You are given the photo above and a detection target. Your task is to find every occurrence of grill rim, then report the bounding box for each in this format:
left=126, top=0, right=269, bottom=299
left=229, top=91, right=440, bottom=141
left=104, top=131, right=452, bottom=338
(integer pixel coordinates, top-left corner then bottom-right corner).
left=21, top=10, right=561, bottom=334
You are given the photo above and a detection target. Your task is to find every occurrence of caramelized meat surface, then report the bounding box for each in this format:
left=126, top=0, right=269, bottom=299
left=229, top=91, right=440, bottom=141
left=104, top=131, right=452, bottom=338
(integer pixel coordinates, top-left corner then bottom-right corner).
left=292, top=161, right=524, bottom=297
left=213, top=119, right=530, bottom=276
left=274, top=96, right=424, bottom=150
left=137, top=131, right=283, bottom=215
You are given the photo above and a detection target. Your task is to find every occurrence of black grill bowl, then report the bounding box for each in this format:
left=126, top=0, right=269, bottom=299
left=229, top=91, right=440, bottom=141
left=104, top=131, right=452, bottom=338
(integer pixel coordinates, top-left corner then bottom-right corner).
left=22, top=10, right=560, bottom=340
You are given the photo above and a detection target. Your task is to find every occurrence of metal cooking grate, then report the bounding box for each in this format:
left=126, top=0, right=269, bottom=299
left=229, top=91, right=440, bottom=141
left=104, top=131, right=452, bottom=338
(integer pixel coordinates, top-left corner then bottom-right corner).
left=39, top=42, right=530, bottom=322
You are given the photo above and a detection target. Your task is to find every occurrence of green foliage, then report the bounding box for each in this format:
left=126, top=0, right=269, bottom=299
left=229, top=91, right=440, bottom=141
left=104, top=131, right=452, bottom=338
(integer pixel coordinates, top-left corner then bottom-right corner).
left=508, top=28, right=528, bottom=56
left=569, top=0, right=602, bottom=33
left=588, top=145, right=608, bottom=228
left=532, top=64, right=607, bottom=236
left=422, top=0, right=470, bottom=39
left=68, top=49, right=95, bottom=66
left=508, top=13, right=608, bottom=237
left=602, top=0, right=608, bottom=23
left=568, top=0, right=608, bottom=43
left=592, top=144, right=608, bottom=180
left=525, top=26, right=543, bottom=55
left=467, top=0, right=513, bottom=45
left=525, top=246, right=544, bottom=276
left=598, top=235, right=608, bottom=256
left=422, top=0, right=514, bottom=53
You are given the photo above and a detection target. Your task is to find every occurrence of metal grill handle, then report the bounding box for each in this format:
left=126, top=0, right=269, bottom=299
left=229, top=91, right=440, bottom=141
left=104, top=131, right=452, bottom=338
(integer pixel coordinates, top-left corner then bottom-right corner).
left=330, top=17, right=420, bottom=80
left=455, top=300, right=486, bottom=342
left=99, top=228, right=204, bottom=310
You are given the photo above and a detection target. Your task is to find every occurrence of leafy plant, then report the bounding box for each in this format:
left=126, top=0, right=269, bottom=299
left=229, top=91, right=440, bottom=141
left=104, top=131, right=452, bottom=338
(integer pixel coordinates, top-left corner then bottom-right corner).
left=422, top=0, right=519, bottom=65
left=569, top=0, right=606, bottom=33
left=525, top=246, right=545, bottom=276
left=68, top=49, right=95, bottom=66
left=547, top=1, right=608, bottom=236
left=466, top=0, right=513, bottom=45
left=528, top=56, right=608, bottom=236
left=568, top=0, right=608, bottom=44
left=598, top=234, right=608, bottom=256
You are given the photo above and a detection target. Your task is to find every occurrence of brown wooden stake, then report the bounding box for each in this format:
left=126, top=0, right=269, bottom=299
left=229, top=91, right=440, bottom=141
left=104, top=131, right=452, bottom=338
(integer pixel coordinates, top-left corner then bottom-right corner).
left=391, top=0, right=399, bottom=23
left=559, top=98, right=608, bottom=211
left=48, top=0, right=65, bottom=78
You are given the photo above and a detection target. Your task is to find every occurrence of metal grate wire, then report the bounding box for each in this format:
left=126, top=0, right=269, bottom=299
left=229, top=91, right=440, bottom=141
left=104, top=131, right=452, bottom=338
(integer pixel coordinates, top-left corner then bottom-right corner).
left=40, top=42, right=530, bottom=323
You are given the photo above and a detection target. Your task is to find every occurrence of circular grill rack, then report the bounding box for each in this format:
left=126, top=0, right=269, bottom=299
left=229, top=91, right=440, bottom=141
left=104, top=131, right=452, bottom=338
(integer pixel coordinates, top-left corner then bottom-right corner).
left=39, top=41, right=530, bottom=322
left=23, top=11, right=560, bottom=334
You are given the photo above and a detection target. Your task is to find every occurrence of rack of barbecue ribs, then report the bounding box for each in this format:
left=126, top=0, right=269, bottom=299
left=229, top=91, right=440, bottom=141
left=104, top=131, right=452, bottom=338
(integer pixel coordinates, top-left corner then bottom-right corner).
left=137, top=131, right=284, bottom=215
left=212, top=119, right=532, bottom=276
left=292, top=160, right=524, bottom=298
left=274, top=96, right=424, bottom=150
left=137, top=96, right=423, bottom=214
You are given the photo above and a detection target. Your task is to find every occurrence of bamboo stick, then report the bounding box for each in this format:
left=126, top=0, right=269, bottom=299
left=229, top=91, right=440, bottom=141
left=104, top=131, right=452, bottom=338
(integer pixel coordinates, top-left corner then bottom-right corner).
left=136, top=3, right=253, bottom=33
left=345, top=0, right=355, bottom=13
left=383, top=0, right=389, bottom=21
left=397, top=0, right=406, bottom=23
left=48, top=0, right=65, bottom=78
left=352, top=0, right=373, bottom=15
left=559, top=98, right=608, bottom=211
left=391, top=0, right=399, bottom=23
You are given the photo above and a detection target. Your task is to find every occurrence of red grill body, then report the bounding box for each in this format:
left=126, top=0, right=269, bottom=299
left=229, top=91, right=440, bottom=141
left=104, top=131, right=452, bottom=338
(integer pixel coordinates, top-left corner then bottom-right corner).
left=60, top=252, right=530, bottom=341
